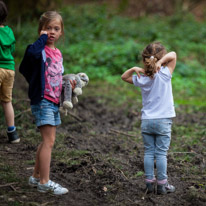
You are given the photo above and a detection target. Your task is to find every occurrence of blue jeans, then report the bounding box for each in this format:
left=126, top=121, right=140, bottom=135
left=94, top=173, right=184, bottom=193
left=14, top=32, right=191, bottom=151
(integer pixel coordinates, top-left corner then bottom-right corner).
left=141, top=118, right=172, bottom=181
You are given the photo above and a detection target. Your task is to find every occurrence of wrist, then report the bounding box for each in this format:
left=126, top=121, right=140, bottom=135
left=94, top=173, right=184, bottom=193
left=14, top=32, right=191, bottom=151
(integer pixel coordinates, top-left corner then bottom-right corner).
left=158, top=59, right=163, bottom=65
left=132, top=67, right=136, bottom=72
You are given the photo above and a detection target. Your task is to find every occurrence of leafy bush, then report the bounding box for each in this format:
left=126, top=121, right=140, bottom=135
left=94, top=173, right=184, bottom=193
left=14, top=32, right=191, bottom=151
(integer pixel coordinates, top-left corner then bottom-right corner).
left=10, top=4, right=206, bottom=101
left=62, top=40, right=142, bottom=76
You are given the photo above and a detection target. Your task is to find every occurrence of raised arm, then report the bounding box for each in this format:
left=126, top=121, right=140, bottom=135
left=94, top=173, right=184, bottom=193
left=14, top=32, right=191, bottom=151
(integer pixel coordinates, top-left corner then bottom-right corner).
left=156, top=51, right=177, bottom=74
left=27, top=33, right=48, bottom=58
left=121, top=67, right=145, bottom=84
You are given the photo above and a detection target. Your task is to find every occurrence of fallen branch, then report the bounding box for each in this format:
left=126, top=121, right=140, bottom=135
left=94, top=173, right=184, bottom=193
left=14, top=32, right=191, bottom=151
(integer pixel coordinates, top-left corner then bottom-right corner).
left=169, top=152, right=196, bottom=154
left=66, top=111, right=83, bottom=121
left=117, top=167, right=128, bottom=180
left=26, top=167, right=34, bottom=170
left=10, top=184, right=16, bottom=191
left=15, top=108, right=31, bottom=118
left=13, top=99, right=30, bottom=105
left=41, top=201, right=55, bottom=206
left=110, top=129, right=137, bottom=138
left=127, top=198, right=140, bottom=205
left=0, top=182, right=18, bottom=188
left=0, top=150, right=22, bottom=154
left=25, top=202, right=39, bottom=206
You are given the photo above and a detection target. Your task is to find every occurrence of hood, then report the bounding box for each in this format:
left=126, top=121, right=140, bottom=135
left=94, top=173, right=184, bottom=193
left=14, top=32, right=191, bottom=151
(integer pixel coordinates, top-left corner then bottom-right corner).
left=0, top=26, right=16, bottom=46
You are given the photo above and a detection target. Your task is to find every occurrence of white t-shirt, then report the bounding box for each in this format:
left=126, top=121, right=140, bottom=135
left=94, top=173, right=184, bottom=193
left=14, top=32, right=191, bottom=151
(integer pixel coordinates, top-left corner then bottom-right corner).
left=132, top=66, right=176, bottom=119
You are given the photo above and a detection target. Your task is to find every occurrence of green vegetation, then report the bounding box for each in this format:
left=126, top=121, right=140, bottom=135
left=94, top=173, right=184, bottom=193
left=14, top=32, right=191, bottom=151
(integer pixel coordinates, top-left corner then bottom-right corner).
left=2, top=2, right=205, bottom=176
left=134, top=171, right=144, bottom=177
left=0, top=3, right=205, bottom=205
left=1, top=3, right=205, bottom=164
left=11, top=4, right=206, bottom=106
left=0, top=160, right=19, bottom=183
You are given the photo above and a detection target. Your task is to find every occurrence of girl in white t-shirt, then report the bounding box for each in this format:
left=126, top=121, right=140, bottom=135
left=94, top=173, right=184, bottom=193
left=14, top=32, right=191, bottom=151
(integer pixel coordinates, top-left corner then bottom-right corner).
left=121, top=42, right=177, bottom=195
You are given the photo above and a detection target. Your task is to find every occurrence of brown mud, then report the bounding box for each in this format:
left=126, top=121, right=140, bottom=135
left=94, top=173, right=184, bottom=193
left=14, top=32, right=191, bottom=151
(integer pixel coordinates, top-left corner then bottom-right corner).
left=0, top=73, right=206, bottom=206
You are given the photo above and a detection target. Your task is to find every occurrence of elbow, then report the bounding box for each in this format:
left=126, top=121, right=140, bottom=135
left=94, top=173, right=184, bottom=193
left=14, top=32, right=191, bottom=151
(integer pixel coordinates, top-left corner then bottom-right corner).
left=170, top=51, right=177, bottom=59
left=121, top=75, right=126, bottom=81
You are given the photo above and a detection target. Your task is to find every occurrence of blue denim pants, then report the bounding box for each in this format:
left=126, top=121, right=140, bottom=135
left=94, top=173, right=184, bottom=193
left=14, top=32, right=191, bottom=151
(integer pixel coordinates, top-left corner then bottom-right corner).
left=141, top=118, right=172, bottom=181
left=31, top=99, right=61, bottom=127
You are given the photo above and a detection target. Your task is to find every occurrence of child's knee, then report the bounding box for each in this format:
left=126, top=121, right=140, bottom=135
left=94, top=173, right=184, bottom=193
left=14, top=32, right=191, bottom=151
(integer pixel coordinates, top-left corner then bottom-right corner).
left=43, top=139, right=55, bottom=149
left=48, top=140, right=55, bottom=148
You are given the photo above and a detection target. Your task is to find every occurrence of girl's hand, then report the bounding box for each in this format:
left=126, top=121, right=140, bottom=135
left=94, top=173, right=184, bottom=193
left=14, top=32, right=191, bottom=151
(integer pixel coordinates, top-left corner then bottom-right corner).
left=155, top=52, right=176, bottom=74
left=70, top=80, right=77, bottom=91
left=40, top=30, right=48, bottom=36
left=133, top=67, right=145, bottom=78
left=156, top=61, right=162, bottom=72
left=121, top=66, right=144, bottom=84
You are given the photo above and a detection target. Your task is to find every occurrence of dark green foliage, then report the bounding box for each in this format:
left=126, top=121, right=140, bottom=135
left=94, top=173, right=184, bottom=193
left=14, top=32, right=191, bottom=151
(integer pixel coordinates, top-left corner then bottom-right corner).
left=7, top=4, right=206, bottom=102
left=5, top=0, right=62, bottom=23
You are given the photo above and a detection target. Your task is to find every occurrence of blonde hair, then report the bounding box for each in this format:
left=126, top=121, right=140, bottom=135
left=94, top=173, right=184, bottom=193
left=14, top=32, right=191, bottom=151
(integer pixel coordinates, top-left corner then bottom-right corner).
left=38, top=11, right=64, bottom=35
left=142, top=42, right=167, bottom=78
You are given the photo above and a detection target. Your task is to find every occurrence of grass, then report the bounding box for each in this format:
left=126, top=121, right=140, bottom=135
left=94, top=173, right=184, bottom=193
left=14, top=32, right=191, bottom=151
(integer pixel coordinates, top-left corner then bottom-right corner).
left=134, top=171, right=144, bottom=177
left=0, top=164, right=18, bottom=183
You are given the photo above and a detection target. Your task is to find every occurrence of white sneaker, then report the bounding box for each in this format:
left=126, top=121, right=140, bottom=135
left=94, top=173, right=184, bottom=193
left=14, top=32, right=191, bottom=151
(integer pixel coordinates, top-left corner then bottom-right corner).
left=37, top=180, right=68, bottom=195
left=28, top=176, right=39, bottom=187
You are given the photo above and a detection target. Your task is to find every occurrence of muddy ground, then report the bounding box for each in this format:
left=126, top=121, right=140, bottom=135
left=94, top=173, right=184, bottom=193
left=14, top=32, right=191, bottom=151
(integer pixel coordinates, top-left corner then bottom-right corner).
left=0, top=73, right=206, bottom=206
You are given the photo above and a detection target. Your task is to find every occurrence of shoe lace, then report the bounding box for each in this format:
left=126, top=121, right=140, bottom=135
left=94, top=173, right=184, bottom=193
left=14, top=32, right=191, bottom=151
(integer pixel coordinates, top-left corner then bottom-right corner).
left=48, top=180, right=61, bottom=190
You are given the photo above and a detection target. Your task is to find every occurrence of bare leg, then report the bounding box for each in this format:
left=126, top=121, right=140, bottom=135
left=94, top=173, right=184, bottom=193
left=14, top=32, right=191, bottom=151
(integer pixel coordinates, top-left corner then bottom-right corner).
left=32, top=125, right=56, bottom=184
left=1, top=101, right=15, bottom=127
left=32, top=143, right=43, bottom=179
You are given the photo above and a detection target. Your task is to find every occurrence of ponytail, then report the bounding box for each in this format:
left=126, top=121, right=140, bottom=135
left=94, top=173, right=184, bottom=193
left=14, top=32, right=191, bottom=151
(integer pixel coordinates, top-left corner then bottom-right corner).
left=144, top=56, right=158, bottom=78
left=142, top=42, right=167, bottom=78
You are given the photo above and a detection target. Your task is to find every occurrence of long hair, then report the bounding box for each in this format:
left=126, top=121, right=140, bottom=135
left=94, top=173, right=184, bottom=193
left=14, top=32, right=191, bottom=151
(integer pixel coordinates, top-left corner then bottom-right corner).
left=38, top=11, right=64, bottom=35
left=142, top=42, right=167, bottom=78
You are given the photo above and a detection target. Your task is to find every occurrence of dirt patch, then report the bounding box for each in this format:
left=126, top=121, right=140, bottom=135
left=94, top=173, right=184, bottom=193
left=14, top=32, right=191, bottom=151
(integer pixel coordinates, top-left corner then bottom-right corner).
left=0, top=73, right=206, bottom=206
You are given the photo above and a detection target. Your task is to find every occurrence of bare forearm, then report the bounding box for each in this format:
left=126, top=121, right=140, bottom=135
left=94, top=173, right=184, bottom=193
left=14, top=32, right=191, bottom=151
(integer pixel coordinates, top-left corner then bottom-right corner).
left=158, top=52, right=176, bottom=65
left=121, top=68, right=135, bottom=81
left=121, top=67, right=144, bottom=84
left=156, top=51, right=177, bottom=74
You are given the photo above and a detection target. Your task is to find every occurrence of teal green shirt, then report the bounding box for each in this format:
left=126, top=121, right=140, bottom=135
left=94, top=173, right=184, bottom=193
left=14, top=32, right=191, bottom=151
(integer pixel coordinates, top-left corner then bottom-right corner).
left=0, top=26, right=16, bottom=70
